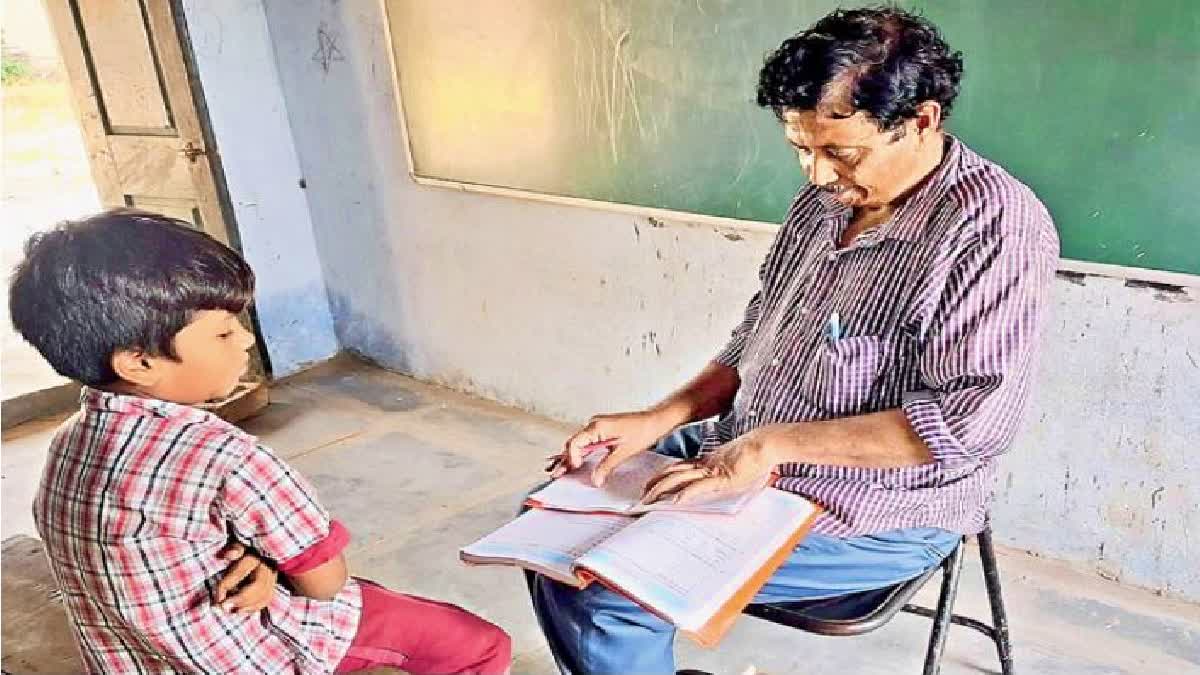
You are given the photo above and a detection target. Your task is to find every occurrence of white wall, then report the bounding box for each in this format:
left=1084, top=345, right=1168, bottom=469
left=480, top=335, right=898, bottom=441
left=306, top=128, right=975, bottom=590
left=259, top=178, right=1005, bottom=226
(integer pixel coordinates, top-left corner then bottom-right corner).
left=180, top=0, right=339, bottom=376
left=249, top=0, right=1200, bottom=602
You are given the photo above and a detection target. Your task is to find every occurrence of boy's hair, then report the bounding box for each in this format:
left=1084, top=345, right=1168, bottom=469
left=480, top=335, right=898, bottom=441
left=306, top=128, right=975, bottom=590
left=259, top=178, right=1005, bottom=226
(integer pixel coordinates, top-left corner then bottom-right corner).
left=8, top=210, right=255, bottom=386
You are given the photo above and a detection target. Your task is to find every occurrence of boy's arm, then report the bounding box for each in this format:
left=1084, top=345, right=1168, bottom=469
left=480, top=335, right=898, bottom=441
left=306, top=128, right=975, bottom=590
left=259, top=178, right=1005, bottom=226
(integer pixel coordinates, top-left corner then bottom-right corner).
left=285, top=555, right=349, bottom=601
left=217, top=443, right=353, bottom=602
left=274, top=519, right=352, bottom=601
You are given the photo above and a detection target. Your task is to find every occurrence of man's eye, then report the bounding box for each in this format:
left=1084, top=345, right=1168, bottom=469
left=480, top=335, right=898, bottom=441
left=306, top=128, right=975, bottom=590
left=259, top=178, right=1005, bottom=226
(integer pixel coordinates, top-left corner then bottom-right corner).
left=218, top=332, right=234, bottom=339
left=837, top=149, right=867, bottom=165
left=794, top=146, right=813, bottom=156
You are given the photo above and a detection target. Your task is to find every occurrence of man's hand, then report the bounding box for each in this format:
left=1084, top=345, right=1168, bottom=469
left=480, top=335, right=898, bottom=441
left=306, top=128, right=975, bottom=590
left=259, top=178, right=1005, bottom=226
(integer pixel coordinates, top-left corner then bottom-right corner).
left=549, top=410, right=675, bottom=485
left=641, top=426, right=779, bottom=505
left=214, top=541, right=277, bottom=614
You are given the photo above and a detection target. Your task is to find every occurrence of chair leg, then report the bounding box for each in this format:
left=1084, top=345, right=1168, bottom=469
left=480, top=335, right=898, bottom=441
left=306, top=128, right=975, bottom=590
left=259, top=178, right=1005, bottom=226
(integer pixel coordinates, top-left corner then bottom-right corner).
left=923, top=540, right=966, bottom=675
left=978, top=528, right=1015, bottom=675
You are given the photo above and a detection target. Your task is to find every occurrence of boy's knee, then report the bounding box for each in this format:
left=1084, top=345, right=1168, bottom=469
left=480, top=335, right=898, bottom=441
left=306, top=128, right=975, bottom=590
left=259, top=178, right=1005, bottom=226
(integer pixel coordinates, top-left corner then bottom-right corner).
left=488, top=624, right=512, bottom=665
left=466, top=620, right=511, bottom=673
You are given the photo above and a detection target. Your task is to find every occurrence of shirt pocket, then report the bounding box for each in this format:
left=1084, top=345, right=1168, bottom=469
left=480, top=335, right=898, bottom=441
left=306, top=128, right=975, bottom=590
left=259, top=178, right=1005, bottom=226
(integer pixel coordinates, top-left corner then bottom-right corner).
left=806, top=335, right=887, bottom=416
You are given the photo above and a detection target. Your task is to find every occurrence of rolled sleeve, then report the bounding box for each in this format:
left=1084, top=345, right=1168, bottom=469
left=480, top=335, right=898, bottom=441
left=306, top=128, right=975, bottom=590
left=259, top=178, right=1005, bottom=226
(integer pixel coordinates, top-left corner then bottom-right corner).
left=904, top=205, right=1058, bottom=466
left=218, top=444, right=337, bottom=565
left=277, top=519, right=350, bottom=575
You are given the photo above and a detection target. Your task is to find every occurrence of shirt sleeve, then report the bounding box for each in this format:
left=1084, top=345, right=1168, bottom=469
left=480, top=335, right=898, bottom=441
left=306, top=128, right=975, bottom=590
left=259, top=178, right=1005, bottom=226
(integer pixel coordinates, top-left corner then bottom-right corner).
left=903, top=200, right=1059, bottom=467
left=714, top=290, right=762, bottom=368
left=277, top=520, right=350, bottom=575
left=217, top=443, right=341, bottom=568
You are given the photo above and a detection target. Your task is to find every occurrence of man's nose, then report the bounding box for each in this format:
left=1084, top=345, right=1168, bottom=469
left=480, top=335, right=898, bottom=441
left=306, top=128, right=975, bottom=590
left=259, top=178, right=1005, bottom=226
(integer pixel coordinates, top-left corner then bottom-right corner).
left=808, top=154, right=839, bottom=188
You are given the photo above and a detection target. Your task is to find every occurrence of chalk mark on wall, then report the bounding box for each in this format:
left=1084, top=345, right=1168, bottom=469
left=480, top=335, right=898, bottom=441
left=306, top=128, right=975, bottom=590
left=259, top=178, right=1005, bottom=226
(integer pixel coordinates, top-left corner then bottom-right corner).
left=313, top=23, right=345, bottom=74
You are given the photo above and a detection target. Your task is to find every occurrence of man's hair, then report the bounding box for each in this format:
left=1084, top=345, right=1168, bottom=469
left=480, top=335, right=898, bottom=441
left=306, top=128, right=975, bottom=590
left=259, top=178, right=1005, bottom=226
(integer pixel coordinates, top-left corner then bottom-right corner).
left=8, top=210, right=255, bottom=386
left=757, top=6, right=964, bottom=130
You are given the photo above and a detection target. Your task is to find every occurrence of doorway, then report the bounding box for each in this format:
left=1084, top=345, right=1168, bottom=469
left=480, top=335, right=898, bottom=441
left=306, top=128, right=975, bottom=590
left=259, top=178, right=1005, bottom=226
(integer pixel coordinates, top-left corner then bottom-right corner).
left=2, top=0, right=267, bottom=428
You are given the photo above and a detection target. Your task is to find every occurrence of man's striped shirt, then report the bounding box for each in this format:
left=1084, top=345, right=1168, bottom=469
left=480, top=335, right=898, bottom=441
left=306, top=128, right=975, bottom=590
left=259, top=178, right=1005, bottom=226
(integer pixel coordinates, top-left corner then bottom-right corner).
left=706, top=135, right=1059, bottom=537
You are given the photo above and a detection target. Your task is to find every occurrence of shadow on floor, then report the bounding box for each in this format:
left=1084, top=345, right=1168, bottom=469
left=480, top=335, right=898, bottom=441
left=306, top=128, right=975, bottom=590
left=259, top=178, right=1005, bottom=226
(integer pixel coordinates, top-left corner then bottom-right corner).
left=1, top=535, right=82, bottom=673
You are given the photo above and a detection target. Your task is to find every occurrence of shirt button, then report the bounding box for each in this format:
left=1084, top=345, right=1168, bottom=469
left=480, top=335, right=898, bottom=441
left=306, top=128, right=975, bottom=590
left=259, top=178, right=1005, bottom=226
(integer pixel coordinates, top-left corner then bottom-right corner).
left=826, top=252, right=838, bottom=262
left=770, top=358, right=780, bottom=367
left=748, top=410, right=758, bottom=418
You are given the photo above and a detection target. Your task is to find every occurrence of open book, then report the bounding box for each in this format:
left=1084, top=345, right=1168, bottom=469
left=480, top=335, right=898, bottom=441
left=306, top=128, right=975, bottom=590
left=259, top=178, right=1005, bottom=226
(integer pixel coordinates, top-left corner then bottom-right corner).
left=527, top=450, right=771, bottom=515
left=462, top=488, right=819, bottom=646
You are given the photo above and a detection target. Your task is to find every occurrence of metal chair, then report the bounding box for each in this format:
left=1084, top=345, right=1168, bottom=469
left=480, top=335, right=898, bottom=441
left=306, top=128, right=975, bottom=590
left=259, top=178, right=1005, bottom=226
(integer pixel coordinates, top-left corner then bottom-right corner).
left=744, top=526, right=1014, bottom=675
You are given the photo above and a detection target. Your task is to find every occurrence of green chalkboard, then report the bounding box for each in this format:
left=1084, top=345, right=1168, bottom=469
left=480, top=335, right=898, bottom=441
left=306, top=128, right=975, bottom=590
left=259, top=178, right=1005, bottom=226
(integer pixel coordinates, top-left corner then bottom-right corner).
left=388, top=1, right=1199, bottom=276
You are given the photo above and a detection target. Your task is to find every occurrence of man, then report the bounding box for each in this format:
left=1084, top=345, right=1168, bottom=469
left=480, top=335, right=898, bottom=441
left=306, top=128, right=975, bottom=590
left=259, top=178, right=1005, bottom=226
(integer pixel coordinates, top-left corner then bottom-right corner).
left=534, top=6, right=1059, bottom=674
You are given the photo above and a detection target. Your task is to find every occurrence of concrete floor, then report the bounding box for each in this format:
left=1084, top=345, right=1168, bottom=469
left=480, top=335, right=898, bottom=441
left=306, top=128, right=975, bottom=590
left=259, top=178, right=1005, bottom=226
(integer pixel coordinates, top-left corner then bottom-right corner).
left=3, top=357, right=1199, bottom=674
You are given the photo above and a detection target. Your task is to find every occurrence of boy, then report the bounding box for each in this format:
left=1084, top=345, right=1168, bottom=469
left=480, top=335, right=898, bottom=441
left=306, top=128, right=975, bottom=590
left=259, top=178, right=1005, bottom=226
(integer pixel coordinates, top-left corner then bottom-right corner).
left=9, top=210, right=511, bottom=674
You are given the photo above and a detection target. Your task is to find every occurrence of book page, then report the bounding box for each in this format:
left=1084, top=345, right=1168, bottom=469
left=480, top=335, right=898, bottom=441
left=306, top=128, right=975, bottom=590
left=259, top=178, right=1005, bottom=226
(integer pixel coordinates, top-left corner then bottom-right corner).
left=460, top=509, right=633, bottom=587
left=528, top=451, right=764, bottom=515
left=575, top=488, right=817, bottom=633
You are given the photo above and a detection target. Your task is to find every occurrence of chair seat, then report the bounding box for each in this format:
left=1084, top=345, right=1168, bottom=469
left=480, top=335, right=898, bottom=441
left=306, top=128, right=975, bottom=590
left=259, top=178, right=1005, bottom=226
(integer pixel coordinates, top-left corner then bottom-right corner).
left=744, top=560, right=943, bottom=636
left=742, top=528, right=1012, bottom=674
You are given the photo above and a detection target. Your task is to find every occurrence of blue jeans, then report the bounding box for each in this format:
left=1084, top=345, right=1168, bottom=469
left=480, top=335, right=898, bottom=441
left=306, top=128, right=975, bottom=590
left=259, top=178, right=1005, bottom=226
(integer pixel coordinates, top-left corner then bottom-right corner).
left=526, top=424, right=961, bottom=674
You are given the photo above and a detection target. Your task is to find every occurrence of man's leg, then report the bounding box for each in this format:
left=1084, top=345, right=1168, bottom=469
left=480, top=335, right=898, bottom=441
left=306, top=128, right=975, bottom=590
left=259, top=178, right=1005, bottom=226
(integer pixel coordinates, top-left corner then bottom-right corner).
left=336, top=578, right=511, bottom=674
left=752, top=527, right=961, bottom=604
left=530, top=574, right=676, bottom=674
left=529, top=526, right=959, bottom=675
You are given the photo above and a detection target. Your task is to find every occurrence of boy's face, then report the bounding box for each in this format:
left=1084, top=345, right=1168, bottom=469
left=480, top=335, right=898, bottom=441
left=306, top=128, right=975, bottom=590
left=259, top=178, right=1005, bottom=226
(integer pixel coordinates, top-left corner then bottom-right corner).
left=116, top=310, right=256, bottom=404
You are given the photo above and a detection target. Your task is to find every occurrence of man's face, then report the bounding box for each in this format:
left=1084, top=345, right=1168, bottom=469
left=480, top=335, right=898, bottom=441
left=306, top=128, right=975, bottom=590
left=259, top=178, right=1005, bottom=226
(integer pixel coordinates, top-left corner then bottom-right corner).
left=151, top=310, right=256, bottom=404
left=781, top=107, right=927, bottom=209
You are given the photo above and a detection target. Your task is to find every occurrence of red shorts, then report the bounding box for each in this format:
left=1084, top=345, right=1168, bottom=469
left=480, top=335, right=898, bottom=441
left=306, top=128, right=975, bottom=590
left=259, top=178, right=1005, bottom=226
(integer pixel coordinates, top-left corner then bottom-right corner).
left=282, top=522, right=511, bottom=674
left=334, top=579, right=511, bottom=674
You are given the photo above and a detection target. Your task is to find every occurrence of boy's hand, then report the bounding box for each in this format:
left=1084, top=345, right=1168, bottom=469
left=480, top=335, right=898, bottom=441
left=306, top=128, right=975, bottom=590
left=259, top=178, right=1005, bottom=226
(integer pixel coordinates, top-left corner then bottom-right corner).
left=214, top=541, right=277, bottom=614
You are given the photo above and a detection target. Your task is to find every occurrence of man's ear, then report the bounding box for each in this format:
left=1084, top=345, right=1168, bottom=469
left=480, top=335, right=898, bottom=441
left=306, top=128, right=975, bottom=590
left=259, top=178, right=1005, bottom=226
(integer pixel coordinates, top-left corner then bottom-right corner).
left=111, top=350, right=162, bottom=388
left=913, top=101, right=943, bottom=136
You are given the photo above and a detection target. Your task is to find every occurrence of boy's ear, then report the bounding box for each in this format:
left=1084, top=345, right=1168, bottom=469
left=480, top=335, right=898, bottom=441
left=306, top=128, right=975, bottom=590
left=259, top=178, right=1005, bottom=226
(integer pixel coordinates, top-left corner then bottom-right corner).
left=111, top=350, right=162, bottom=388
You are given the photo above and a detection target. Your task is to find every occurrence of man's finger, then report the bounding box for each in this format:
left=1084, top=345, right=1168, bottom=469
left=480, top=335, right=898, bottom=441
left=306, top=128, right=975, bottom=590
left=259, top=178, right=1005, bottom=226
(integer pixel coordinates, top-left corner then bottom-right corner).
left=658, top=461, right=702, bottom=476
left=592, top=445, right=641, bottom=486
left=561, top=425, right=599, bottom=471
left=642, top=462, right=700, bottom=495
left=673, top=476, right=729, bottom=505
left=214, top=557, right=258, bottom=604
left=549, top=434, right=595, bottom=478
left=641, top=467, right=708, bottom=504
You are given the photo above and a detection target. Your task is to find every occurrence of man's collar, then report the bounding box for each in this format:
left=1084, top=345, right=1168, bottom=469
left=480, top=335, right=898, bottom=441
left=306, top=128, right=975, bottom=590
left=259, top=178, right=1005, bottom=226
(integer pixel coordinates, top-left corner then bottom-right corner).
left=883, top=134, right=961, bottom=242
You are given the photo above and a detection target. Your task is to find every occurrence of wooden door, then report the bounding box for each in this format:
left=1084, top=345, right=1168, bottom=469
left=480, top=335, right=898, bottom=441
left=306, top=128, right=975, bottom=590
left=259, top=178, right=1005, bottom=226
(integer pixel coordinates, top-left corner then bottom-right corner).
left=42, top=0, right=233, bottom=244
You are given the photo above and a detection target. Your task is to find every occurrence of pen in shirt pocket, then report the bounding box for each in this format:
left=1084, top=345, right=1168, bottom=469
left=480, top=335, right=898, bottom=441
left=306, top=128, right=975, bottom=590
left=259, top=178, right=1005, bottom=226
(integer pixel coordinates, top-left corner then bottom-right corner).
left=824, top=311, right=845, bottom=342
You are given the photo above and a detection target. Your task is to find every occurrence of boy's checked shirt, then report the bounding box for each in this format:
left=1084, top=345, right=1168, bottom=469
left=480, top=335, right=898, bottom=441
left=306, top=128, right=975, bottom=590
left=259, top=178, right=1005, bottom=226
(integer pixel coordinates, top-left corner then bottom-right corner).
left=34, top=388, right=361, bottom=674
